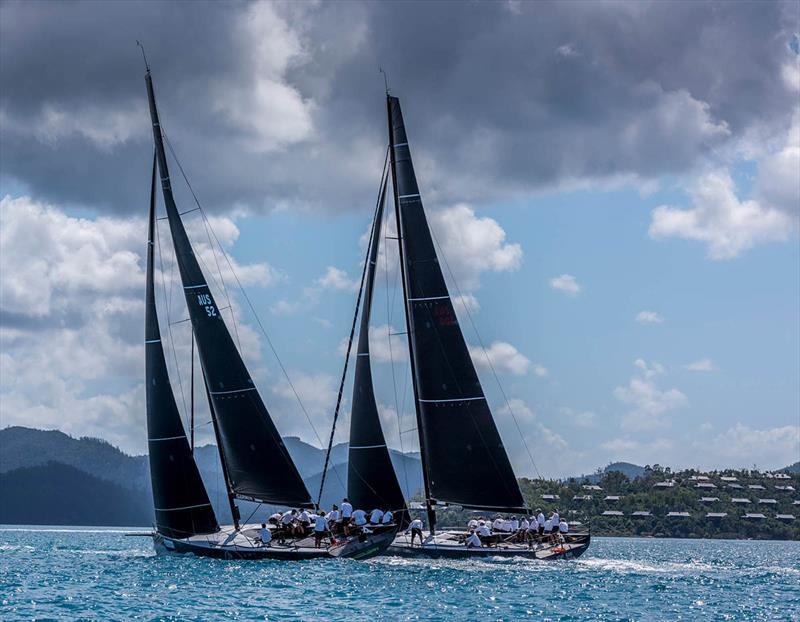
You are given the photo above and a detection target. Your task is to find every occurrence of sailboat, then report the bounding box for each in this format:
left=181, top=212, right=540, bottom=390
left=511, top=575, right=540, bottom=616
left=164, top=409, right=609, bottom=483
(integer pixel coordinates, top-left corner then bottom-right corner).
left=143, top=60, right=394, bottom=560
left=337, top=92, right=591, bottom=560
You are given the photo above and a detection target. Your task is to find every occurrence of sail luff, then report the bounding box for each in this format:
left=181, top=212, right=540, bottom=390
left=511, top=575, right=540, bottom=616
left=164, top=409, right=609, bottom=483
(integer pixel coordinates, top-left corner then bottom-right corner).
left=144, top=70, right=313, bottom=508
left=388, top=95, right=526, bottom=513
left=347, top=171, right=409, bottom=524
left=146, top=151, right=219, bottom=539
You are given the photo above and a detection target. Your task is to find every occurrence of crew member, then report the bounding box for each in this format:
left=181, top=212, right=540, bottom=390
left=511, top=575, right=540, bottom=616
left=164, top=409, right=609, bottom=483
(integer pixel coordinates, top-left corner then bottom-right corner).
left=258, top=523, right=272, bottom=546
left=314, top=511, right=328, bottom=548
left=465, top=530, right=482, bottom=548
left=408, top=517, right=424, bottom=545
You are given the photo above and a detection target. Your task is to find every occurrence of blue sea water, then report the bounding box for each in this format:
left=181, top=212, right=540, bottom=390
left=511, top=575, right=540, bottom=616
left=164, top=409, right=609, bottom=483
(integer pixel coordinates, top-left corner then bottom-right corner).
left=0, top=527, right=797, bottom=621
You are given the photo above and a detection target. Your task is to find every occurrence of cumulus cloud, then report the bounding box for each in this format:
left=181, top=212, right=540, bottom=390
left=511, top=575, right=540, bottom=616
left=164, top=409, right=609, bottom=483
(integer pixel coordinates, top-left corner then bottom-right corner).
left=340, top=323, right=407, bottom=364
left=699, top=423, right=800, bottom=470
left=469, top=341, right=531, bottom=376
left=0, top=196, right=278, bottom=453
left=429, top=204, right=522, bottom=290
left=684, top=358, right=716, bottom=372
left=649, top=170, right=793, bottom=260
left=270, top=370, right=339, bottom=444
left=614, top=359, right=687, bottom=430
left=4, top=2, right=793, bottom=214
left=636, top=310, right=664, bottom=324
left=549, top=274, right=581, bottom=295
left=316, top=266, right=359, bottom=292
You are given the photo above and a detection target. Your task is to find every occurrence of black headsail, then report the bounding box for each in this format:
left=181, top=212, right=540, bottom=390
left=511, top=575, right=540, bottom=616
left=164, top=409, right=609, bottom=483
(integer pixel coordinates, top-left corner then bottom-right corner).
left=387, top=95, right=526, bottom=518
left=145, top=69, right=313, bottom=509
left=347, top=173, right=408, bottom=525
left=145, top=152, right=219, bottom=539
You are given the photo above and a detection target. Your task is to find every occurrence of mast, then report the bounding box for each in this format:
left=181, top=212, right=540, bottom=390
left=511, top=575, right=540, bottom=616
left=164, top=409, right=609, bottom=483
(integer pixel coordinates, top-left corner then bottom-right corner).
left=347, top=165, right=409, bottom=526
left=387, top=94, right=437, bottom=534
left=145, top=150, right=218, bottom=539
left=387, top=94, right=525, bottom=517
left=144, top=66, right=313, bottom=510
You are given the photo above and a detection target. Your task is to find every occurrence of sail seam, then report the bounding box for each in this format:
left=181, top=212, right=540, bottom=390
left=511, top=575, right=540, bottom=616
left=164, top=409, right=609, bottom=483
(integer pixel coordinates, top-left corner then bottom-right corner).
left=418, top=396, right=485, bottom=403
left=398, top=193, right=420, bottom=199
left=145, top=339, right=161, bottom=344
left=209, top=387, right=257, bottom=395
left=148, top=434, right=187, bottom=442
left=408, top=295, right=449, bottom=302
left=154, top=503, right=213, bottom=512
left=350, top=444, right=387, bottom=449
left=183, top=283, right=207, bottom=290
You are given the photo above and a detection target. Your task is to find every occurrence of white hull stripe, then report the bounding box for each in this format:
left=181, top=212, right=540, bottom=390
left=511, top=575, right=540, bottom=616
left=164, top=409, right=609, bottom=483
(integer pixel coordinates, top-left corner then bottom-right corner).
left=148, top=434, right=187, bottom=442
left=210, top=387, right=257, bottom=395
left=155, top=503, right=213, bottom=512
left=145, top=339, right=162, bottom=344
left=398, top=193, right=420, bottom=199
left=419, top=396, right=486, bottom=403
left=350, top=444, right=387, bottom=449
left=408, top=295, right=450, bottom=302
left=183, top=283, right=207, bottom=290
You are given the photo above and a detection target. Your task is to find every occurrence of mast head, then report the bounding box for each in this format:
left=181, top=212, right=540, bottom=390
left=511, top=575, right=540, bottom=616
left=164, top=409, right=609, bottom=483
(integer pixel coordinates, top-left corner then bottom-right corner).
left=379, top=67, right=390, bottom=96
left=137, top=40, right=151, bottom=74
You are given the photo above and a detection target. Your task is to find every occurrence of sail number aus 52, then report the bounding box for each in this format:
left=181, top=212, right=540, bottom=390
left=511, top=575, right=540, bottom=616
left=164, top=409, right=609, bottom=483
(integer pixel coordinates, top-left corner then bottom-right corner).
left=197, top=294, right=217, bottom=317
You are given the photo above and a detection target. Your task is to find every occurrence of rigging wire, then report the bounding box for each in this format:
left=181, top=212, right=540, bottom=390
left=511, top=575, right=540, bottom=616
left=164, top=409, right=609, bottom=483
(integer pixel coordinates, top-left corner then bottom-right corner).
left=427, top=220, right=543, bottom=483
left=316, top=147, right=390, bottom=508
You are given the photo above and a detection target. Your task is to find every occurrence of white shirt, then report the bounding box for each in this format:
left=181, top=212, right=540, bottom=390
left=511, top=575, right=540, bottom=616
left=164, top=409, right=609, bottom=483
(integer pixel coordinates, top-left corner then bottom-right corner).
left=537, top=513, right=545, bottom=527
left=341, top=502, right=353, bottom=518
left=559, top=520, right=569, bottom=533
left=510, top=519, right=519, bottom=531
left=352, top=509, right=367, bottom=525
left=269, top=512, right=282, bottom=523
left=370, top=509, right=384, bottom=524
left=409, top=518, right=423, bottom=530
left=466, top=532, right=482, bottom=547
left=314, top=515, right=328, bottom=532
left=467, top=519, right=478, bottom=529
left=492, top=518, right=505, bottom=531
left=281, top=512, right=294, bottom=525
left=477, top=524, right=491, bottom=537
left=544, top=519, right=552, bottom=532
left=551, top=513, right=560, bottom=526
left=327, top=509, right=340, bottom=522
left=259, top=527, right=272, bottom=544
left=520, top=519, right=529, bottom=530
left=382, top=511, right=393, bottom=524
left=298, top=510, right=310, bottom=523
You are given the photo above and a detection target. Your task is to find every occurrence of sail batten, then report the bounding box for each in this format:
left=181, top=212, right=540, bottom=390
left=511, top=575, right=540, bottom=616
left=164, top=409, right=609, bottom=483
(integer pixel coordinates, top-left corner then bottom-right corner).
left=347, top=173, right=409, bottom=522
left=145, top=152, right=219, bottom=539
left=145, top=70, right=312, bottom=508
left=388, top=96, right=526, bottom=512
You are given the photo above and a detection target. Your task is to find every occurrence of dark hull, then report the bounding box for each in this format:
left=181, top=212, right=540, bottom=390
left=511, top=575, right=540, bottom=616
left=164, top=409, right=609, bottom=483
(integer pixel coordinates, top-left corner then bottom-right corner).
left=153, top=525, right=396, bottom=561
left=387, top=531, right=591, bottom=561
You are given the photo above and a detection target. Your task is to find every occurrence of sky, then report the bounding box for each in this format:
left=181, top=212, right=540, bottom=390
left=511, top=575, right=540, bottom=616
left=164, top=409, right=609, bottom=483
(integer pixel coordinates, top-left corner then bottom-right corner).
left=1, top=0, right=798, bottom=478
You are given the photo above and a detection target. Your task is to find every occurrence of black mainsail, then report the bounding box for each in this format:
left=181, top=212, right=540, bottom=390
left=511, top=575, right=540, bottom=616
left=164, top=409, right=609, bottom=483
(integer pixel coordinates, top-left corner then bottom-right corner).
left=145, top=153, right=219, bottom=539
left=347, top=174, right=408, bottom=524
left=387, top=95, right=526, bottom=520
left=145, top=69, right=313, bottom=510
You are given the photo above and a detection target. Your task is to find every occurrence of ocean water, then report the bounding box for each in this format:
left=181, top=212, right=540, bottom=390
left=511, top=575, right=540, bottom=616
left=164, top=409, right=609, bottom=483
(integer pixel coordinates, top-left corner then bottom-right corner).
left=0, top=527, right=797, bottom=621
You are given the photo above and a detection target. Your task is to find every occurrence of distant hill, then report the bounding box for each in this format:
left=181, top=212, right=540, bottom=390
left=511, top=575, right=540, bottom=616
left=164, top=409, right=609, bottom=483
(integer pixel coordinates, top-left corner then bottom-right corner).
left=0, top=463, right=152, bottom=526
left=782, top=462, right=800, bottom=474
left=0, top=426, right=423, bottom=527
left=604, top=462, right=646, bottom=480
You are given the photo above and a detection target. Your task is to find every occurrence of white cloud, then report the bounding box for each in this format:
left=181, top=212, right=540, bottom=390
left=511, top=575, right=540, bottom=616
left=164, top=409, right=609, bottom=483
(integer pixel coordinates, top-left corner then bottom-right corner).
left=649, top=170, right=792, bottom=260
left=755, top=110, right=800, bottom=215
left=532, top=364, right=549, bottom=378
left=212, top=1, right=314, bottom=153
left=429, top=204, right=522, bottom=290
left=549, top=273, right=581, bottom=295
left=452, top=293, right=480, bottom=314
left=270, top=370, right=339, bottom=444
left=700, top=423, right=800, bottom=470
left=561, top=407, right=597, bottom=428
left=0, top=195, right=275, bottom=453
left=614, top=359, right=686, bottom=430
left=685, top=358, right=717, bottom=372
left=316, top=266, right=359, bottom=292
left=635, top=310, right=664, bottom=324
left=469, top=341, right=531, bottom=376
